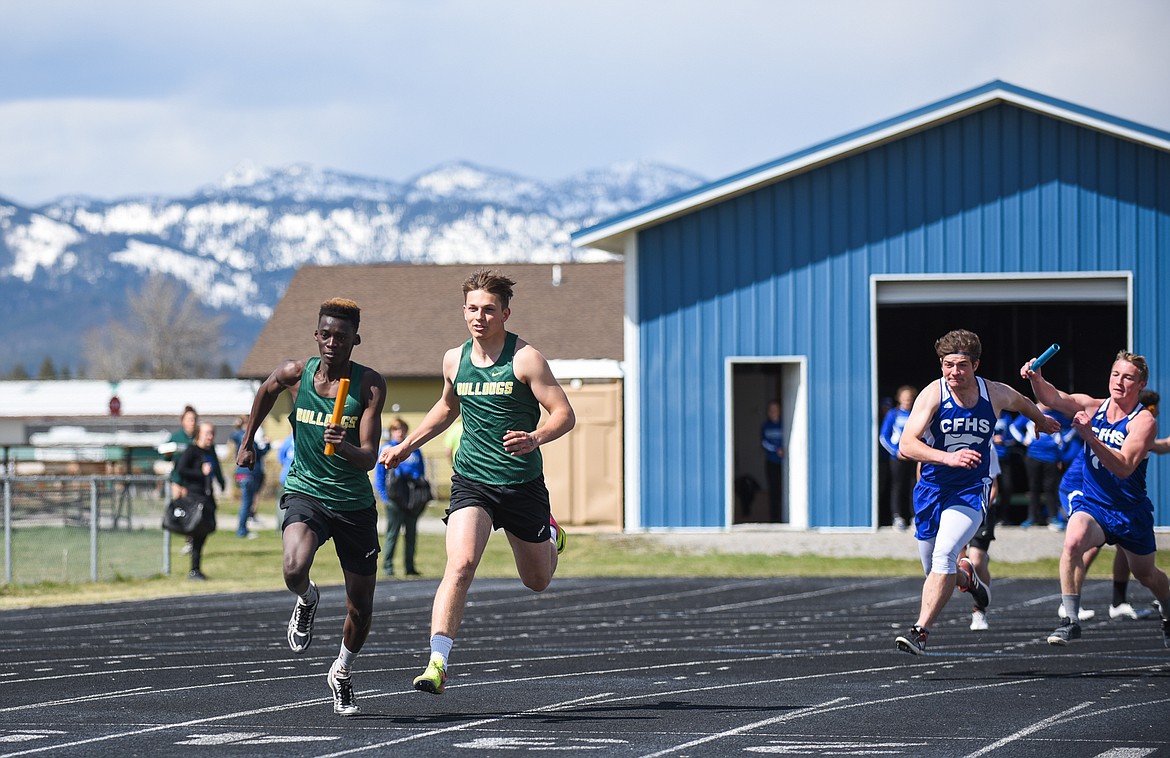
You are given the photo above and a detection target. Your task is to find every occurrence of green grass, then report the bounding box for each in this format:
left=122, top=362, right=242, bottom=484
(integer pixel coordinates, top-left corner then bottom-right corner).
left=1, top=502, right=1161, bottom=610
left=1, top=525, right=170, bottom=585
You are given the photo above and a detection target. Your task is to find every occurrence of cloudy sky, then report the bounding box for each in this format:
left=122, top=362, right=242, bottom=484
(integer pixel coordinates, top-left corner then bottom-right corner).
left=2, top=1, right=1168, bottom=206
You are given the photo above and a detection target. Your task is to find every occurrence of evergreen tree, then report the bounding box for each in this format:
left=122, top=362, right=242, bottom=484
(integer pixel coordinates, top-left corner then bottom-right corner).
left=37, top=357, right=57, bottom=380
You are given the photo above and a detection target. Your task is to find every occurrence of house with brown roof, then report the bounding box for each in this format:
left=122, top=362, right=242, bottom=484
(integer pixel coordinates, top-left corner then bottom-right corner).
left=240, top=262, right=625, bottom=528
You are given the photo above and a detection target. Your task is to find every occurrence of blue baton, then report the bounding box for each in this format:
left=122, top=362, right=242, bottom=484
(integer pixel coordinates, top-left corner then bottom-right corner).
left=1032, top=343, right=1060, bottom=369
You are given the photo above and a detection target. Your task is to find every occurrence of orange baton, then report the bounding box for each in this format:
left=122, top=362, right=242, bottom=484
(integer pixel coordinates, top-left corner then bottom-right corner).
left=324, top=377, right=351, bottom=456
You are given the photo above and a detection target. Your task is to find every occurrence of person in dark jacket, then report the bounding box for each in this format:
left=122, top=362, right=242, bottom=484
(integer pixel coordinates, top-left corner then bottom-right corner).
left=176, top=422, right=224, bottom=580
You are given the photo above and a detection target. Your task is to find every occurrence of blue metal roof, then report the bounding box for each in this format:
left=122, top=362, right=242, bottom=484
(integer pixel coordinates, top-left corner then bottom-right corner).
left=573, top=81, right=1170, bottom=253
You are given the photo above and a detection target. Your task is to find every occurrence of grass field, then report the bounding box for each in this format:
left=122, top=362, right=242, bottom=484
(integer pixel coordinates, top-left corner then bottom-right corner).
left=1, top=525, right=168, bottom=585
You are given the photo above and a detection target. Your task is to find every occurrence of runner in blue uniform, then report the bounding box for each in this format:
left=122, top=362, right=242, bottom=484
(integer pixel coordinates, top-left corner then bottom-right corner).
left=896, top=329, right=1059, bottom=654
left=1022, top=350, right=1170, bottom=647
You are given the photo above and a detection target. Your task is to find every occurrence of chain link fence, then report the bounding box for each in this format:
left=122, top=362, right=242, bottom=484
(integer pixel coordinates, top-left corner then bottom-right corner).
left=2, top=475, right=175, bottom=585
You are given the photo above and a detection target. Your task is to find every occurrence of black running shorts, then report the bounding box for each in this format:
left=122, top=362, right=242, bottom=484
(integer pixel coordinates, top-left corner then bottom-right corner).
left=280, top=492, right=380, bottom=576
left=446, top=472, right=552, bottom=544
left=968, top=500, right=997, bottom=551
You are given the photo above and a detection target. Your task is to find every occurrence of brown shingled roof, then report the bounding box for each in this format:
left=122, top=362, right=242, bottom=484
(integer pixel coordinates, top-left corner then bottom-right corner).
left=239, top=262, right=624, bottom=379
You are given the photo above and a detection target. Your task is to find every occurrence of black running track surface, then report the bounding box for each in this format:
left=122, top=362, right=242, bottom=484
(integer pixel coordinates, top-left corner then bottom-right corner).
left=2, top=577, right=1168, bottom=757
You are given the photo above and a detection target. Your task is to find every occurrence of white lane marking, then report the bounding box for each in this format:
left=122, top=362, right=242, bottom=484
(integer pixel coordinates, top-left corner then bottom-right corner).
left=452, top=736, right=629, bottom=750
left=0, top=698, right=329, bottom=758
left=0, top=687, right=153, bottom=713
left=176, top=732, right=338, bottom=746
left=311, top=692, right=616, bottom=758
left=638, top=698, right=850, bottom=758
left=508, top=579, right=788, bottom=618
left=635, top=678, right=1045, bottom=758
left=694, top=580, right=891, bottom=614
left=964, top=693, right=1170, bottom=758
left=508, top=578, right=889, bottom=618
left=745, top=740, right=930, bottom=754
left=962, top=702, right=1094, bottom=758
left=0, top=733, right=65, bottom=745
left=1092, top=750, right=1158, bottom=758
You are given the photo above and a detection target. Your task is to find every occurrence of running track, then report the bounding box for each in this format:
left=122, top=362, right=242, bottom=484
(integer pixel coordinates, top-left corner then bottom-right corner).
left=1, top=577, right=1168, bottom=756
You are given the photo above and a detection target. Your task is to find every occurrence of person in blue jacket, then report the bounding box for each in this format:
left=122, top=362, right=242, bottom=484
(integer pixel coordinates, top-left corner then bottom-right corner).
left=278, top=434, right=295, bottom=487
left=760, top=400, right=786, bottom=522
left=991, top=410, right=1019, bottom=523
left=879, top=385, right=916, bottom=530
left=373, top=417, right=427, bottom=577
left=1010, top=405, right=1071, bottom=527
left=231, top=415, right=270, bottom=539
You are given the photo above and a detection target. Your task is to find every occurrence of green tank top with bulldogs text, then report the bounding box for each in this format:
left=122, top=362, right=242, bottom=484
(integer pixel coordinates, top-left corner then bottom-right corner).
left=284, top=357, right=374, bottom=511
left=453, top=332, right=542, bottom=485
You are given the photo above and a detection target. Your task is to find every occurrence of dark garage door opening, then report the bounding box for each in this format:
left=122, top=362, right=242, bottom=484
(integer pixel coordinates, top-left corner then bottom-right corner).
left=876, top=301, right=1127, bottom=525
left=877, top=302, right=1127, bottom=400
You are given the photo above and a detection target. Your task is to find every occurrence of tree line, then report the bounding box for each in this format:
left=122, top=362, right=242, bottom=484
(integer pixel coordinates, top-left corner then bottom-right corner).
left=6, top=275, right=233, bottom=381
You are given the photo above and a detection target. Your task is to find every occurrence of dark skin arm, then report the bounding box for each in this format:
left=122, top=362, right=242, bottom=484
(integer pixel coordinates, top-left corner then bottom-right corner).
left=237, top=360, right=386, bottom=472
left=236, top=359, right=304, bottom=471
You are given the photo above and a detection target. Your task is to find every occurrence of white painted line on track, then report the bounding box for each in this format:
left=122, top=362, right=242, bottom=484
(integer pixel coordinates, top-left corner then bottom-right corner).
left=632, top=675, right=1051, bottom=757
left=694, top=579, right=889, bottom=614
left=309, top=692, right=617, bottom=758
left=508, top=578, right=801, bottom=618
left=963, top=701, right=1094, bottom=758
left=638, top=697, right=850, bottom=758
left=0, top=697, right=331, bottom=758
left=365, top=652, right=941, bottom=700
left=0, top=687, right=151, bottom=713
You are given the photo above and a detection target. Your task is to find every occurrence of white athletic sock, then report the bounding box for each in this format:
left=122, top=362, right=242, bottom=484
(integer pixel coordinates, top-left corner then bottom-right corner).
left=1061, top=594, right=1081, bottom=620
left=430, top=634, right=453, bottom=667
left=337, top=643, right=357, bottom=673
left=299, top=583, right=317, bottom=604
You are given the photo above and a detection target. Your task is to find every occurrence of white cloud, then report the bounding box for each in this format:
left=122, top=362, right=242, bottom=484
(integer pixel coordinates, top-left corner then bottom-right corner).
left=1, top=1, right=1168, bottom=204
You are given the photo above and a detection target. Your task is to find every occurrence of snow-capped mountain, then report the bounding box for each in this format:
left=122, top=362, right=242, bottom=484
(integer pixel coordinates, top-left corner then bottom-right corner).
left=0, top=160, right=704, bottom=374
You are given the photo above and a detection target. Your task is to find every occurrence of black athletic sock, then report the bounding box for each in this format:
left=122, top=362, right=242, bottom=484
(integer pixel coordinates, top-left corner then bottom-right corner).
left=1112, top=580, right=1129, bottom=607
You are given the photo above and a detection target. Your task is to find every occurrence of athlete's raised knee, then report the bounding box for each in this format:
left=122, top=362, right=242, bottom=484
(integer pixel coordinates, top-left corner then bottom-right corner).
left=521, top=573, right=551, bottom=592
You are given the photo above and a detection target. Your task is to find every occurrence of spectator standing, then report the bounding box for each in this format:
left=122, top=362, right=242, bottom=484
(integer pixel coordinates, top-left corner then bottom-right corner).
left=164, top=405, right=199, bottom=501
left=231, top=415, right=270, bottom=539
left=279, top=434, right=295, bottom=488
left=175, top=422, right=224, bottom=580
left=879, top=385, right=916, bottom=530
left=760, top=400, right=786, bottom=522
left=374, top=418, right=427, bottom=577
left=1010, top=406, right=1072, bottom=527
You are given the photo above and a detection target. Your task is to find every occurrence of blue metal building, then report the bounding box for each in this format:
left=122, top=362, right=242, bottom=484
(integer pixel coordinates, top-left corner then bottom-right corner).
left=573, top=81, right=1170, bottom=532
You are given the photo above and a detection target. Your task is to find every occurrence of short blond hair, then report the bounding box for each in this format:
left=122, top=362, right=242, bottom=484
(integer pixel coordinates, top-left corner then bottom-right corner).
left=1115, top=350, right=1149, bottom=383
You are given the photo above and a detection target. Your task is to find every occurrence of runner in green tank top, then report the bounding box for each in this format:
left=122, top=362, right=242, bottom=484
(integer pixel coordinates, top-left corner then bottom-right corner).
left=452, top=331, right=543, bottom=485
left=236, top=298, right=386, bottom=716
left=378, top=269, right=575, bottom=695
